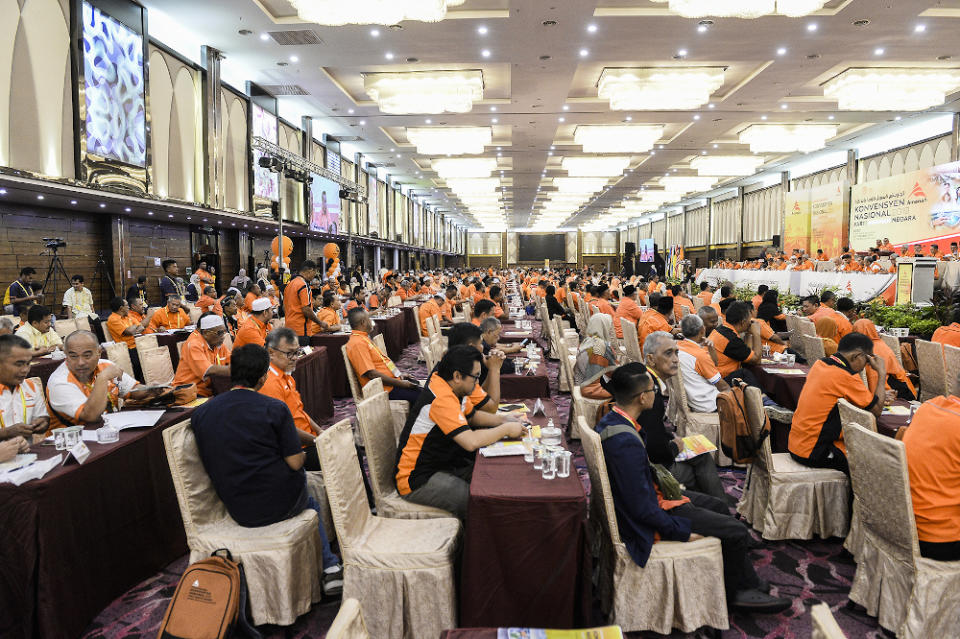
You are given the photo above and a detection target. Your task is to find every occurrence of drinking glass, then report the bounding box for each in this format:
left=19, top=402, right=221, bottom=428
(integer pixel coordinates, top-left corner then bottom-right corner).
left=53, top=428, right=68, bottom=451
left=556, top=450, right=572, bottom=478
left=533, top=444, right=546, bottom=470
left=541, top=451, right=557, bottom=480
left=522, top=437, right=535, bottom=463
left=64, top=426, right=82, bottom=449
left=762, top=344, right=771, bottom=358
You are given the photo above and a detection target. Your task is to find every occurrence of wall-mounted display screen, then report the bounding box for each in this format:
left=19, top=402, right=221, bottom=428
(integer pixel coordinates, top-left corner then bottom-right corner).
left=252, top=104, right=279, bottom=201
left=637, top=238, right=655, bottom=262
left=310, top=173, right=341, bottom=234
left=82, top=1, right=146, bottom=167
left=518, top=233, right=565, bottom=261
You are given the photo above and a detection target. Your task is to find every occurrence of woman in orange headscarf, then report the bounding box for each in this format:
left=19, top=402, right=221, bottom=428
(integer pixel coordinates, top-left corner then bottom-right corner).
left=815, top=316, right=839, bottom=357
left=853, top=318, right=917, bottom=400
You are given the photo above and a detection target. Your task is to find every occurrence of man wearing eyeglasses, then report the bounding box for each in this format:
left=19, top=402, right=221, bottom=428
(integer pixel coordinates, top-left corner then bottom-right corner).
left=259, top=327, right=322, bottom=468
left=172, top=312, right=231, bottom=397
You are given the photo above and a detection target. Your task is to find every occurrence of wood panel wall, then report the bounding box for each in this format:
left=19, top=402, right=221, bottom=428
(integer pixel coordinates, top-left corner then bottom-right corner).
left=125, top=220, right=193, bottom=306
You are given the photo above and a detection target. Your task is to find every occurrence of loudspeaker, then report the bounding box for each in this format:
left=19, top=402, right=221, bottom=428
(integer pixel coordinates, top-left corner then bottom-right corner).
left=772, top=234, right=781, bottom=248
left=625, top=241, right=636, bottom=255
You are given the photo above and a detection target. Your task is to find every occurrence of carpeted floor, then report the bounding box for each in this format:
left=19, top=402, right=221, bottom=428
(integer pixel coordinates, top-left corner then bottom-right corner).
left=81, top=320, right=888, bottom=639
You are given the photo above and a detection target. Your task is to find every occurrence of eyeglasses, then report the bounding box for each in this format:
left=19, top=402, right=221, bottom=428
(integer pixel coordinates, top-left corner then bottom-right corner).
left=461, top=372, right=480, bottom=381
left=272, top=347, right=303, bottom=359
left=639, top=387, right=655, bottom=396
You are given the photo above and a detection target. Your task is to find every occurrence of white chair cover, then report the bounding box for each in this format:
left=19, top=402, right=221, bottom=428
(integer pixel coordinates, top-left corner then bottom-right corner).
left=916, top=339, right=947, bottom=401
left=104, top=342, right=135, bottom=379
left=327, top=598, right=371, bottom=639
left=665, top=366, right=726, bottom=466
left=140, top=346, right=175, bottom=386
left=798, top=334, right=826, bottom=361
left=810, top=602, right=847, bottom=638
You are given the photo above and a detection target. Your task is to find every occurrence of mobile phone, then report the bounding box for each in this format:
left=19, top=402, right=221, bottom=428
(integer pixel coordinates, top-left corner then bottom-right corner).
left=520, top=338, right=530, bottom=347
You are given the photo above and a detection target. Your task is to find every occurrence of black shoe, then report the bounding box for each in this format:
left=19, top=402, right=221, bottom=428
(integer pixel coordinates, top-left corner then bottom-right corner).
left=731, top=589, right=791, bottom=614
left=322, top=564, right=344, bottom=597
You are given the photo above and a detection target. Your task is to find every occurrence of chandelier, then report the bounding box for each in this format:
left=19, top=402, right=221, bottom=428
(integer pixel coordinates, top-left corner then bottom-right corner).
left=822, top=68, right=960, bottom=111
left=561, top=156, right=631, bottom=177
left=288, top=0, right=465, bottom=26
left=598, top=67, right=724, bottom=110
left=573, top=124, right=664, bottom=153
left=364, top=70, right=483, bottom=114
left=738, top=124, right=837, bottom=153
left=690, top=155, right=765, bottom=176
left=648, top=0, right=826, bottom=18
left=407, top=127, right=492, bottom=155
left=431, top=158, right=498, bottom=178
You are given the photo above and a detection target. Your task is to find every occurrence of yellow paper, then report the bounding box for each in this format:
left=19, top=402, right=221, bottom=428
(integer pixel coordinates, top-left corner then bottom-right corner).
left=184, top=397, right=209, bottom=408
left=531, top=425, right=542, bottom=438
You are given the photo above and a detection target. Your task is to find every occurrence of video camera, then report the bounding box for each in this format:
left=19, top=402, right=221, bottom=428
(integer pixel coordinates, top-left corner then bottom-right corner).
left=43, top=238, right=66, bottom=249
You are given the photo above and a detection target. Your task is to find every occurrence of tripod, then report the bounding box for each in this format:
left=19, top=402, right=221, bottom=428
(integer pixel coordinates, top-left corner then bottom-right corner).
left=90, top=250, right=116, bottom=311
left=41, top=246, right=71, bottom=313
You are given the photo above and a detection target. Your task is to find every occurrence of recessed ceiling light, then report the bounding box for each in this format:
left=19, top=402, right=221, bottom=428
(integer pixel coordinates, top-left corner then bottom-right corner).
left=36, top=195, right=44, bottom=200
left=707, top=103, right=715, bottom=109
left=781, top=103, right=788, bottom=109
left=289, top=55, right=299, bottom=62
left=203, top=218, right=208, bottom=222
left=701, top=150, right=707, bottom=155
left=579, top=48, right=589, bottom=57
left=348, top=108, right=354, bottom=114
left=895, top=115, right=902, bottom=120
left=915, top=24, right=926, bottom=33
left=390, top=148, right=395, bottom=152
left=624, top=116, right=632, bottom=121
left=187, top=217, right=192, bottom=220
left=124, top=206, right=131, bottom=211
left=371, top=29, right=380, bottom=37
left=650, top=150, right=656, bottom=155
left=562, top=105, right=570, bottom=111
left=807, top=23, right=818, bottom=32
left=558, top=117, right=565, bottom=122
left=99, top=203, right=106, bottom=208
left=713, top=144, right=718, bottom=148
left=70, top=199, right=77, bottom=204
left=147, top=211, right=153, bottom=215
left=777, top=47, right=787, bottom=55
left=359, top=120, right=366, bottom=125
left=658, top=145, right=664, bottom=149
left=169, top=214, right=175, bottom=218
left=396, top=154, right=401, bottom=158
left=481, top=49, right=491, bottom=58
left=761, top=115, right=768, bottom=120
left=492, top=118, right=498, bottom=123
left=259, top=33, right=269, bottom=41
left=874, top=47, right=885, bottom=56
left=478, top=25, right=488, bottom=35
left=693, top=114, right=700, bottom=120
left=425, top=118, right=432, bottom=124
left=385, top=52, right=394, bottom=60
left=828, top=114, right=835, bottom=120
left=697, top=24, right=708, bottom=33
left=498, top=146, right=503, bottom=150
left=677, top=48, right=688, bottom=57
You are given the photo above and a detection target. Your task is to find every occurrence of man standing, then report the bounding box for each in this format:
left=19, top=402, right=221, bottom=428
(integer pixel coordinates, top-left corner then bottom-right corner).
left=234, top=298, right=273, bottom=349
left=4, top=267, right=41, bottom=316
left=62, top=275, right=97, bottom=321
left=159, top=259, right=186, bottom=304
left=191, top=344, right=342, bottom=595
left=15, top=305, right=61, bottom=355
left=0, top=334, right=49, bottom=444
left=284, top=261, right=325, bottom=344
left=173, top=313, right=231, bottom=397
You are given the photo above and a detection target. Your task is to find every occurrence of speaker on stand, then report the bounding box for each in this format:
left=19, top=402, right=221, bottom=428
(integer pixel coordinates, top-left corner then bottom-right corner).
left=623, top=241, right=636, bottom=277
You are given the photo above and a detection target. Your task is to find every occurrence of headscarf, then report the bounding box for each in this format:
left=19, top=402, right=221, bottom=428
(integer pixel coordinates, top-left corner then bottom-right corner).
left=579, top=313, right=614, bottom=358
left=230, top=268, right=250, bottom=289
left=816, top=316, right=839, bottom=356
left=853, top=318, right=916, bottom=397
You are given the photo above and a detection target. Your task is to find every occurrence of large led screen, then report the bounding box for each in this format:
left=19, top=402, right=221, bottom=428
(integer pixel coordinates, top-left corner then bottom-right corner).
left=637, top=238, right=655, bottom=262
left=310, top=174, right=342, bottom=234
left=82, top=2, right=146, bottom=167
left=252, top=104, right=279, bottom=201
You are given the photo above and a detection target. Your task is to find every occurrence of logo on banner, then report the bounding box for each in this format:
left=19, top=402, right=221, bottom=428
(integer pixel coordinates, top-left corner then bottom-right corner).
left=845, top=280, right=853, bottom=294
left=910, top=182, right=926, bottom=198
left=792, top=201, right=801, bottom=212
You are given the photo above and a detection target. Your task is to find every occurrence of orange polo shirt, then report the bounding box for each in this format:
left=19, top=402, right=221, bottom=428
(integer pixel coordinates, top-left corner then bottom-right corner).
left=902, top=395, right=960, bottom=543
left=173, top=330, right=231, bottom=397
left=673, top=296, right=695, bottom=322
left=345, top=329, right=399, bottom=392
left=592, top=298, right=616, bottom=319
left=233, top=315, right=268, bottom=349
left=932, top=323, right=960, bottom=349
left=698, top=290, right=713, bottom=306
left=244, top=292, right=258, bottom=312
left=283, top=276, right=312, bottom=336
left=148, top=306, right=190, bottom=332
left=259, top=364, right=311, bottom=435
left=419, top=299, right=441, bottom=336
left=614, top=296, right=644, bottom=339
left=196, top=295, right=223, bottom=316
left=106, top=312, right=138, bottom=349
left=638, top=311, right=672, bottom=350
left=795, top=261, right=815, bottom=271
left=316, top=307, right=340, bottom=329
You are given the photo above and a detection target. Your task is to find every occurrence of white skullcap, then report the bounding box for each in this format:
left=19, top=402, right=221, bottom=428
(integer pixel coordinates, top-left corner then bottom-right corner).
left=251, top=297, right=272, bottom=312
left=199, top=315, right=225, bottom=331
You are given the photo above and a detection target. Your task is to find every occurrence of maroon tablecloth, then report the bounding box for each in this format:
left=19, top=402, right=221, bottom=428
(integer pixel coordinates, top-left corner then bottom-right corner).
left=500, top=359, right=551, bottom=399
left=498, top=329, right=535, bottom=344
left=156, top=331, right=191, bottom=370
left=28, top=356, right=62, bottom=388
left=373, top=311, right=409, bottom=361
left=749, top=363, right=809, bottom=411
left=460, top=399, right=591, bottom=629
left=401, top=304, right=422, bottom=345
left=208, top=346, right=334, bottom=420
left=0, top=408, right=193, bottom=639
left=878, top=400, right=913, bottom=438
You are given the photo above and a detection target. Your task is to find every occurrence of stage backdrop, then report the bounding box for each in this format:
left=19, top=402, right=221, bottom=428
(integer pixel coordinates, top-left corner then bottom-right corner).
left=809, top=181, right=847, bottom=258
left=850, top=160, right=960, bottom=251
left=783, top=191, right=811, bottom=253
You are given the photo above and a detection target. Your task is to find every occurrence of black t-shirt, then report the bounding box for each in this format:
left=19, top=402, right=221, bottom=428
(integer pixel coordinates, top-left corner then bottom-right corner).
left=637, top=379, right=680, bottom=466
left=482, top=340, right=516, bottom=375
left=192, top=389, right=306, bottom=527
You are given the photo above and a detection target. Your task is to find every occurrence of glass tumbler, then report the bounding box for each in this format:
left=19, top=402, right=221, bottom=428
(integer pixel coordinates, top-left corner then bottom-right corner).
left=533, top=444, right=546, bottom=470
left=64, top=426, right=82, bottom=449
left=522, top=437, right=535, bottom=463
left=53, top=428, right=69, bottom=451
left=556, top=450, right=572, bottom=478
left=541, top=451, right=557, bottom=480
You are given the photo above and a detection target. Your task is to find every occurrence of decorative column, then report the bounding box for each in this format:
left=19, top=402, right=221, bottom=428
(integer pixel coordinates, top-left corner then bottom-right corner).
left=201, top=46, right=224, bottom=209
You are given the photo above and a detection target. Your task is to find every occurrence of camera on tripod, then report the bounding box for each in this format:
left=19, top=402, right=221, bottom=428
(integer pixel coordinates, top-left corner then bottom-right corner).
left=43, top=238, right=66, bottom=249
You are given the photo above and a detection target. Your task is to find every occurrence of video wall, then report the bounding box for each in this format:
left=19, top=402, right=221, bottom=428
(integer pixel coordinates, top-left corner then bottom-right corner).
left=637, top=238, right=655, bottom=262
left=309, top=174, right=342, bottom=234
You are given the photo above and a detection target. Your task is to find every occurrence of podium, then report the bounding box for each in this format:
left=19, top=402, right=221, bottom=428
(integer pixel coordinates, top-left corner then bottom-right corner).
left=895, top=257, right=938, bottom=305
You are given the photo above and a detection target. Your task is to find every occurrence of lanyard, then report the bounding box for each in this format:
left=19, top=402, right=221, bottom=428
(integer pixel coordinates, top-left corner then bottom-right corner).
left=0, top=386, right=27, bottom=428
left=365, top=336, right=398, bottom=375
left=611, top=406, right=641, bottom=432
left=164, top=308, right=183, bottom=329
left=84, top=374, right=118, bottom=413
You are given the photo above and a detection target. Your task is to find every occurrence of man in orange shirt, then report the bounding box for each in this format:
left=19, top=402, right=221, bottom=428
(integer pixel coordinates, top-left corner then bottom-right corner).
left=419, top=295, right=442, bottom=336
left=795, top=255, right=815, bottom=271
left=149, top=295, right=191, bottom=332
left=234, top=297, right=273, bottom=349
left=709, top=301, right=762, bottom=378
left=106, top=297, right=150, bottom=349
left=639, top=296, right=678, bottom=351
left=127, top=297, right=153, bottom=334
left=801, top=295, right=835, bottom=323
left=815, top=249, right=830, bottom=261
left=671, top=285, right=695, bottom=322
left=471, top=299, right=496, bottom=326
left=697, top=281, right=713, bottom=307
left=345, top=308, right=421, bottom=405
left=488, top=285, right=507, bottom=319
left=881, top=238, right=895, bottom=253
left=314, top=291, right=342, bottom=333
left=196, top=286, right=224, bottom=316
left=932, top=310, right=960, bottom=348
left=614, top=285, right=644, bottom=339
left=929, top=243, right=944, bottom=259
left=789, top=333, right=884, bottom=474
left=751, top=284, right=768, bottom=311
left=173, top=313, right=231, bottom=397
left=284, top=261, right=323, bottom=344
left=902, top=379, right=960, bottom=561
left=591, top=284, right=616, bottom=319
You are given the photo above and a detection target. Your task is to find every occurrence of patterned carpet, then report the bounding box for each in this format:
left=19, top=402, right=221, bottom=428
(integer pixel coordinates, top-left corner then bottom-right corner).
left=81, top=320, right=888, bottom=639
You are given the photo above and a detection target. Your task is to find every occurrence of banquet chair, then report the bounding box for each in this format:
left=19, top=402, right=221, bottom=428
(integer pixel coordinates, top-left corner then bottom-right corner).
left=361, top=378, right=410, bottom=442
left=916, top=339, right=948, bottom=400
left=53, top=318, right=77, bottom=339
left=797, top=318, right=817, bottom=338
left=341, top=344, right=365, bottom=405
left=576, top=417, right=729, bottom=634
left=75, top=315, right=92, bottom=332
left=139, top=347, right=175, bottom=386
left=162, top=420, right=323, bottom=626
left=133, top=333, right=159, bottom=353
left=784, top=314, right=800, bottom=335
left=880, top=334, right=903, bottom=366
left=103, top=342, right=135, bottom=379
left=315, top=420, right=460, bottom=639
left=327, top=598, right=371, bottom=639
left=943, top=344, right=960, bottom=394
left=837, top=399, right=877, bottom=558
left=355, top=392, right=452, bottom=520
left=620, top=319, right=643, bottom=363
left=187, top=307, right=202, bottom=325
left=569, top=386, right=608, bottom=440
left=664, top=368, right=727, bottom=465
left=736, top=386, right=849, bottom=540
left=386, top=296, right=402, bottom=308
left=557, top=333, right=579, bottom=393
left=99, top=320, right=112, bottom=342
left=691, top=296, right=704, bottom=311
left=373, top=333, right=388, bottom=356
left=844, top=423, right=960, bottom=639
left=798, top=334, right=826, bottom=361
left=810, top=603, right=847, bottom=639
left=419, top=336, right=432, bottom=366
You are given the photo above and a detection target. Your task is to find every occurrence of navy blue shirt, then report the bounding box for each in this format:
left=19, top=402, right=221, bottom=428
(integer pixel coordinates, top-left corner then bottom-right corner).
left=596, top=410, right=691, bottom=567
left=192, top=388, right=306, bottom=527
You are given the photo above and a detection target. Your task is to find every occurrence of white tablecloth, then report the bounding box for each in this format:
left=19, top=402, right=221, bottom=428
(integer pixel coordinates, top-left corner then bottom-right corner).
left=696, top=269, right=896, bottom=302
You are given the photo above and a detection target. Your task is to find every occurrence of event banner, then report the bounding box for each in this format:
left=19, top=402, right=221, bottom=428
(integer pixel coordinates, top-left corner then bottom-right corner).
left=783, top=192, right=811, bottom=253
left=695, top=268, right=895, bottom=302
left=809, top=181, right=847, bottom=258
left=850, top=160, right=960, bottom=251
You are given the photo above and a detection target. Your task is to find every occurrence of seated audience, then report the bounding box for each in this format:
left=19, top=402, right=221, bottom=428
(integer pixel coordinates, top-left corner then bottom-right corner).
left=172, top=313, right=231, bottom=397
left=639, top=296, right=678, bottom=349
left=313, top=291, right=342, bottom=334
left=697, top=281, right=713, bottom=306
left=545, top=285, right=576, bottom=327
left=418, top=294, right=442, bottom=336
left=590, top=284, right=616, bottom=318
left=62, top=275, right=97, bottom=321
left=902, top=370, right=960, bottom=561
left=852, top=319, right=916, bottom=400
left=345, top=308, right=421, bottom=405
left=788, top=333, right=885, bottom=475
left=447, top=322, right=504, bottom=411
left=127, top=297, right=153, bottom=332
left=697, top=306, right=720, bottom=336
left=800, top=295, right=833, bottom=322
left=191, top=344, right=342, bottom=594
left=815, top=316, right=840, bottom=357
left=595, top=363, right=790, bottom=612
left=709, top=301, right=761, bottom=379
left=149, top=295, right=191, bottom=332
left=614, top=285, right=644, bottom=339
left=47, top=331, right=162, bottom=426
left=196, top=286, right=223, bottom=316
left=0, top=317, right=14, bottom=335
left=756, top=290, right=787, bottom=332
left=106, top=297, right=149, bottom=348
left=222, top=296, right=240, bottom=338
left=575, top=314, right=618, bottom=401
left=0, top=334, right=50, bottom=443
left=932, top=309, right=960, bottom=348
left=678, top=315, right=730, bottom=412
left=233, top=297, right=272, bottom=349
left=15, top=305, right=61, bottom=355
left=394, top=345, right=525, bottom=519
left=479, top=317, right=517, bottom=375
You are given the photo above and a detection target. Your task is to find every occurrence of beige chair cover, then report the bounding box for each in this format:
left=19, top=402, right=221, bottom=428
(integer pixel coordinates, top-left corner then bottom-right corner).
left=355, top=392, right=451, bottom=520
left=387, top=295, right=402, bottom=308
left=304, top=470, right=336, bottom=544
left=342, top=343, right=364, bottom=404
left=691, top=296, right=704, bottom=311
left=576, top=417, right=729, bottom=634
left=880, top=334, right=903, bottom=366
left=665, top=367, right=727, bottom=466
left=162, top=420, right=322, bottom=626
left=134, top=333, right=159, bottom=353
left=74, top=315, right=92, bottom=333
left=798, top=318, right=816, bottom=337
left=944, top=344, right=960, bottom=394
left=315, top=420, right=460, bottom=639
left=736, top=387, right=849, bottom=540
left=54, top=318, right=77, bottom=338
left=104, top=342, right=135, bottom=379
left=327, top=598, right=371, bottom=639
left=361, top=378, right=410, bottom=441
left=916, top=339, right=947, bottom=400
left=837, top=399, right=877, bottom=556
left=810, top=602, right=847, bottom=638
left=569, top=386, right=607, bottom=440
left=620, top=318, right=643, bottom=363
left=140, top=346, right=175, bottom=386
left=845, top=423, right=960, bottom=639
left=373, top=333, right=387, bottom=355
left=798, top=334, right=826, bottom=361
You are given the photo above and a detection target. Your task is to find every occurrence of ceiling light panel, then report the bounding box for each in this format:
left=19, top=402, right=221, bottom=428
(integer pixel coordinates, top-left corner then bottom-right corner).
left=289, top=0, right=465, bottom=26
left=553, top=177, right=611, bottom=193
left=561, top=156, right=631, bottom=177
left=739, top=124, right=837, bottom=153
left=660, top=175, right=718, bottom=193
left=407, top=127, right=492, bottom=155
left=690, top=155, right=765, bottom=176
left=648, top=0, right=826, bottom=18
left=431, top=158, right=498, bottom=178
left=574, top=124, right=664, bottom=153
left=364, top=70, right=483, bottom=114
left=598, top=67, right=724, bottom=110
left=822, top=68, right=960, bottom=111
left=446, top=177, right=501, bottom=194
